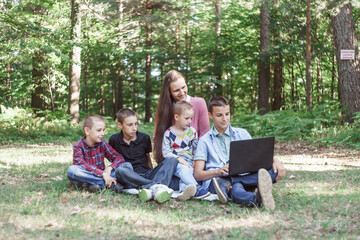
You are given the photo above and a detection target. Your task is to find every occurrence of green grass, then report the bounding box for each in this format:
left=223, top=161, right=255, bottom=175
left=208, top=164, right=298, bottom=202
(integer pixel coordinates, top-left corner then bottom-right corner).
left=0, top=146, right=359, bottom=239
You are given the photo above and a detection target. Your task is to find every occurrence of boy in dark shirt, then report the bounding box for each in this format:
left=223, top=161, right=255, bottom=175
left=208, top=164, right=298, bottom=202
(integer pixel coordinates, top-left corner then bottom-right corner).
left=109, top=108, right=177, bottom=203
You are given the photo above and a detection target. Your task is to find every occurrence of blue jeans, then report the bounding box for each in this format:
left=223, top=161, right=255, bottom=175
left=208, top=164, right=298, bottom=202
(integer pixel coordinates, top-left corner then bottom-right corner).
left=173, top=162, right=199, bottom=192
left=209, top=168, right=277, bottom=206
left=115, top=157, right=178, bottom=189
left=67, top=162, right=133, bottom=189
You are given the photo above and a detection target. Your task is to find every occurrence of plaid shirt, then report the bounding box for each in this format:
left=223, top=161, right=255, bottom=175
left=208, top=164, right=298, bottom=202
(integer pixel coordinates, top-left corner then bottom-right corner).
left=73, top=137, right=125, bottom=177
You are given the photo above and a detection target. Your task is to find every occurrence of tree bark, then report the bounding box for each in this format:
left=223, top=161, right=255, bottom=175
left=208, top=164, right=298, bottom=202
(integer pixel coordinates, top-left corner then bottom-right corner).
left=305, top=0, right=312, bottom=110
left=144, top=0, right=152, bottom=123
left=214, top=0, right=222, bottom=96
left=116, top=0, right=124, bottom=112
left=68, top=0, right=82, bottom=123
left=31, top=51, right=44, bottom=112
left=6, top=63, right=11, bottom=102
left=331, top=3, right=360, bottom=122
left=272, top=28, right=283, bottom=111
left=258, top=1, right=270, bottom=115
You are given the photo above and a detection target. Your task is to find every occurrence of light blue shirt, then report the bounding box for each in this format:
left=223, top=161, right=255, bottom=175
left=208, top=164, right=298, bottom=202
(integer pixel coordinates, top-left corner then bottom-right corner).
left=213, top=126, right=231, bottom=164
left=194, top=124, right=252, bottom=190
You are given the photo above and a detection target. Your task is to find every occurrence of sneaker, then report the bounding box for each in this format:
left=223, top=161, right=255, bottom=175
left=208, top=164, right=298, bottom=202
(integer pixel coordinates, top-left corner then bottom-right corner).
left=177, top=184, right=196, bottom=201
left=254, top=188, right=262, bottom=207
left=70, top=180, right=87, bottom=190
left=111, top=183, right=124, bottom=194
left=139, top=189, right=153, bottom=202
left=151, top=184, right=174, bottom=204
left=88, top=184, right=101, bottom=193
left=258, top=168, right=275, bottom=210
left=192, top=188, right=211, bottom=200
left=212, top=178, right=228, bottom=204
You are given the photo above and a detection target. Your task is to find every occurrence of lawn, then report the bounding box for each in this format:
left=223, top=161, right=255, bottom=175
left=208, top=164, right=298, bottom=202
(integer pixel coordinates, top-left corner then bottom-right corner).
left=0, top=143, right=359, bottom=239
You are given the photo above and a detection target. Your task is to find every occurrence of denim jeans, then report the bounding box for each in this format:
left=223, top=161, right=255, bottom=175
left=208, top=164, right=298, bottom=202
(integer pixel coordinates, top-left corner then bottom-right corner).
left=173, top=162, right=199, bottom=192
left=209, top=168, right=277, bottom=206
left=115, top=157, right=178, bottom=189
left=67, top=162, right=133, bottom=189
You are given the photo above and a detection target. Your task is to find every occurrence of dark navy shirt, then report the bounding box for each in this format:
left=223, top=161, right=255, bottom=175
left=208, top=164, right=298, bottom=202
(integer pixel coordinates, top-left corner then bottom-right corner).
left=109, top=131, right=152, bottom=174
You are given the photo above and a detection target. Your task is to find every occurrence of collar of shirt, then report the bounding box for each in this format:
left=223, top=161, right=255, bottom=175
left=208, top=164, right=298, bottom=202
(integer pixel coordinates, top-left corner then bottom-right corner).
left=211, top=125, right=231, bottom=163
left=118, top=131, right=141, bottom=145
left=81, top=136, right=101, bottom=149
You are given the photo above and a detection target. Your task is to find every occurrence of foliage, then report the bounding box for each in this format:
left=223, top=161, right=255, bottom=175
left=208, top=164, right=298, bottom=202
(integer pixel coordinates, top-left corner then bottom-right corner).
left=1, top=0, right=359, bottom=119
left=0, top=105, right=154, bottom=144
left=232, top=103, right=360, bottom=150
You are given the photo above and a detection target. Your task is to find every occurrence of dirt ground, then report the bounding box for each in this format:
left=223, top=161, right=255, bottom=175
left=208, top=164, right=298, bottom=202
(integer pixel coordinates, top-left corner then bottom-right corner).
left=275, top=142, right=359, bottom=172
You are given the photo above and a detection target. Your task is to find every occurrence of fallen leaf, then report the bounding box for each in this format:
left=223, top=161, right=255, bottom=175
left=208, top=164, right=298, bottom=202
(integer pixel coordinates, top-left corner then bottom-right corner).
left=99, top=199, right=106, bottom=203
left=51, top=176, right=63, bottom=181
left=71, top=206, right=81, bottom=215
left=45, top=222, right=53, bottom=227
left=289, top=175, right=296, bottom=180
left=59, top=196, right=69, bottom=203
left=286, top=182, right=293, bottom=187
left=39, top=173, right=50, bottom=178
left=37, top=191, right=44, bottom=196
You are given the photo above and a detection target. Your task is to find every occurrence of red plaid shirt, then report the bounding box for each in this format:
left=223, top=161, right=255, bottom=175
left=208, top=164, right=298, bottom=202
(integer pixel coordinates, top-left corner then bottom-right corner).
left=73, top=137, right=125, bottom=177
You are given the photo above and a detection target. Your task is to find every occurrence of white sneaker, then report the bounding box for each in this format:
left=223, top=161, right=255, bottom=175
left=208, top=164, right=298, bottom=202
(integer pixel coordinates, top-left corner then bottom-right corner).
left=258, top=168, right=275, bottom=210
left=177, top=184, right=196, bottom=201
left=138, top=188, right=153, bottom=202
left=151, top=184, right=174, bottom=203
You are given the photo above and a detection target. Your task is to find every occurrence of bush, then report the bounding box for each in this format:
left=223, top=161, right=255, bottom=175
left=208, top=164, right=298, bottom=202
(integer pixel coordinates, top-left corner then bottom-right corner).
left=232, top=104, right=360, bottom=150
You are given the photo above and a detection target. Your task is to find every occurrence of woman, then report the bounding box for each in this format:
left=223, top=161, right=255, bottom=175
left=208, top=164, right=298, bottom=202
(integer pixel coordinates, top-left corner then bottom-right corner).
left=153, top=70, right=210, bottom=163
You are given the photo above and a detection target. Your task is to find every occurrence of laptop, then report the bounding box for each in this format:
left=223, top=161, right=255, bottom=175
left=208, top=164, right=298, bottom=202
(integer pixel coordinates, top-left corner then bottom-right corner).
left=228, top=136, right=275, bottom=176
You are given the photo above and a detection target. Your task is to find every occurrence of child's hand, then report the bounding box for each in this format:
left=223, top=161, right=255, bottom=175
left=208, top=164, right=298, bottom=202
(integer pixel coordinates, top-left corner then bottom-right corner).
left=102, top=172, right=117, bottom=187
left=177, top=157, right=191, bottom=168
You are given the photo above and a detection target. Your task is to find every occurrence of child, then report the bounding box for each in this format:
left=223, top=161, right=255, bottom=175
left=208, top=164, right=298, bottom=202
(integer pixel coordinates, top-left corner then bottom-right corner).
left=194, top=96, right=286, bottom=209
left=67, top=115, right=129, bottom=193
left=162, top=101, right=210, bottom=201
left=109, top=108, right=176, bottom=204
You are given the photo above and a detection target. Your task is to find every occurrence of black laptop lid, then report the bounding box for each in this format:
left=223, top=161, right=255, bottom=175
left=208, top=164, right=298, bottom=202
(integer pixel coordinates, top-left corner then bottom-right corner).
left=228, top=136, right=274, bottom=175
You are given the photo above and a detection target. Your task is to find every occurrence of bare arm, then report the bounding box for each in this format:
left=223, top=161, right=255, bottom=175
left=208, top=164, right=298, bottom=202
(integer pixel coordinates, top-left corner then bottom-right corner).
left=146, top=153, right=153, bottom=169
left=194, top=160, right=229, bottom=181
left=272, top=157, right=286, bottom=181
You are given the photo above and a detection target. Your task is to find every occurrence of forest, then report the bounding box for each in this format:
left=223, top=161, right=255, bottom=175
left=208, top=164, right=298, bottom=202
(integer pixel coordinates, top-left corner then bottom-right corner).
left=0, top=0, right=359, bottom=147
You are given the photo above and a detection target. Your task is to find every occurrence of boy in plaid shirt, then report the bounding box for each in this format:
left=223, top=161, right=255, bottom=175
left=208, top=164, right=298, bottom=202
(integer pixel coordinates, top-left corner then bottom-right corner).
left=67, top=115, right=130, bottom=193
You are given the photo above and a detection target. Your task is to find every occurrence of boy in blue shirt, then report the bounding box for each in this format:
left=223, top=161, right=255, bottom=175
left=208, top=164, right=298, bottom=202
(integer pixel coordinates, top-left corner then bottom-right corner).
left=194, top=97, right=286, bottom=209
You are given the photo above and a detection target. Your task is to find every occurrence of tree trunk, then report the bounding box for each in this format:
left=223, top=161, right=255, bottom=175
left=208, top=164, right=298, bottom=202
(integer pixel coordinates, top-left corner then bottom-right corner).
left=331, top=50, right=336, bottom=100
left=144, top=0, right=152, bottom=123
left=331, top=3, right=360, bottom=122
left=258, top=1, right=271, bottom=115
left=214, top=0, right=222, bottom=96
left=31, top=51, right=44, bottom=112
left=116, top=0, right=124, bottom=112
left=316, top=60, right=322, bottom=103
left=6, top=63, right=11, bottom=102
left=305, top=0, right=312, bottom=110
left=100, top=69, right=105, bottom=115
left=68, top=0, right=82, bottom=123
left=272, top=27, right=283, bottom=111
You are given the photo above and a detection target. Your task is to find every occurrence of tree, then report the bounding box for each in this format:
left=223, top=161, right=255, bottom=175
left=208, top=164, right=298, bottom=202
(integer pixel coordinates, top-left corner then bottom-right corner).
left=258, top=1, right=271, bottom=115
left=305, top=0, right=312, bottom=110
left=331, top=2, right=360, bottom=122
left=68, top=0, right=82, bottom=123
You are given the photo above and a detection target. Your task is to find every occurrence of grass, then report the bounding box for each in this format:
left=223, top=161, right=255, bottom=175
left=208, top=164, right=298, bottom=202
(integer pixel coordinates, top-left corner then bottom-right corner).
left=0, top=145, right=359, bottom=239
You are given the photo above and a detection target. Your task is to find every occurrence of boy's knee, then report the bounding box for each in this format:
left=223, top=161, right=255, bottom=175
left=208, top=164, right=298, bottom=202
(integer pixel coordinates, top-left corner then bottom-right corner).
left=67, top=165, right=80, bottom=178
left=164, top=157, right=178, bottom=167
left=115, top=163, right=132, bottom=179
